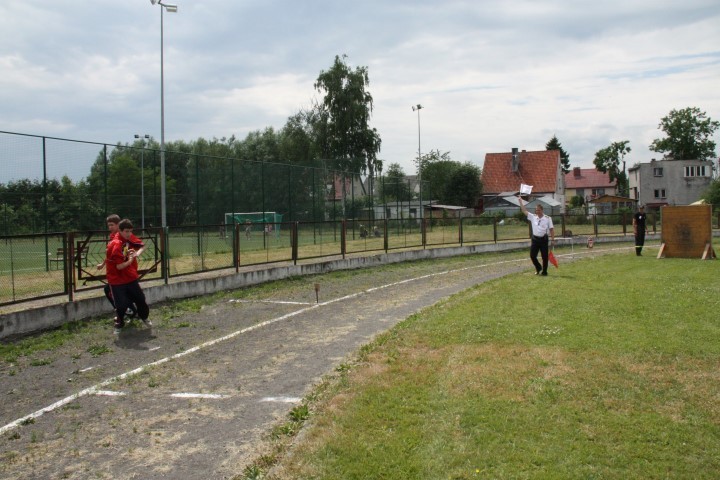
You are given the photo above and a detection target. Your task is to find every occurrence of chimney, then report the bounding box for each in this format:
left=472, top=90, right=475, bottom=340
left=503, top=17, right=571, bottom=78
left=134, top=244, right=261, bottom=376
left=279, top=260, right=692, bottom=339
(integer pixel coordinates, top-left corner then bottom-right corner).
left=511, top=148, right=519, bottom=172
left=573, top=167, right=581, bottom=178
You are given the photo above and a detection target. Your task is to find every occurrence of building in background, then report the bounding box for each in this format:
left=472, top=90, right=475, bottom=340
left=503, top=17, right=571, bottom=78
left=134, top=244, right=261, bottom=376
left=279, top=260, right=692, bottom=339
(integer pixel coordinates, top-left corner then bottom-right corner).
left=564, top=167, right=617, bottom=205
left=481, top=148, right=564, bottom=215
left=628, top=158, right=713, bottom=210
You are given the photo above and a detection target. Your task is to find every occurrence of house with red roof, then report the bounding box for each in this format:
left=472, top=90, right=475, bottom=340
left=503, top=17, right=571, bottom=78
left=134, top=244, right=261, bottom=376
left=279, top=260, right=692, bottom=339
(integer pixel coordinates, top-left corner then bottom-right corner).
left=481, top=148, right=564, bottom=214
left=564, top=167, right=617, bottom=204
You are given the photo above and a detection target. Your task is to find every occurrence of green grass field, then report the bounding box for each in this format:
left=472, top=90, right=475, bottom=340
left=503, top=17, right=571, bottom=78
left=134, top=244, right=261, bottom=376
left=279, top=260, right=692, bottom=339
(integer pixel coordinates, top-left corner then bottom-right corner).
left=255, top=253, right=720, bottom=480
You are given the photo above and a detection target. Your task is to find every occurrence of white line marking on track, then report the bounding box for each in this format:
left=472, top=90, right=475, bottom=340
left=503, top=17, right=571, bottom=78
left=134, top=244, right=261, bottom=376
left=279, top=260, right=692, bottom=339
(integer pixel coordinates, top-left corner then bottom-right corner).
left=94, top=390, right=126, bottom=396
left=170, top=393, right=230, bottom=399
left=260, top=396, right=302, bottom=403
left=1, top=248, right=622, bottom=435
left=229, top=299, right=313, bottom=305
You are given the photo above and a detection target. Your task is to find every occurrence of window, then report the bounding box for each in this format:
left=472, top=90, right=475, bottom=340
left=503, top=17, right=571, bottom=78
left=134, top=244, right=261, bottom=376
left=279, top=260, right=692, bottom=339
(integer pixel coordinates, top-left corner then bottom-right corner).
left=684, top=165, right=707, bottom=177
left=654, top=189, right=666, bottom=199
left=653, top=167, right=663, bottom=177
left=591, top=188, right=605, bottom=197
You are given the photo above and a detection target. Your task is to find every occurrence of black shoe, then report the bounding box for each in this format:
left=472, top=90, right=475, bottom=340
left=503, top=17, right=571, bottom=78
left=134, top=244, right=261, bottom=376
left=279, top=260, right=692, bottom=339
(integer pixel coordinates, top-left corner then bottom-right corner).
left=113, top=321, right=124, bottom=335
left=541, top=272, right=548, bottom=276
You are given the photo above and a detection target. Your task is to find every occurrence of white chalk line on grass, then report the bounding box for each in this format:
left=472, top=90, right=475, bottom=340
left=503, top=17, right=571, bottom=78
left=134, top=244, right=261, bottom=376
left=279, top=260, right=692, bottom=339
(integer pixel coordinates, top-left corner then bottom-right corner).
left=0, top=247, right=626, bottom=435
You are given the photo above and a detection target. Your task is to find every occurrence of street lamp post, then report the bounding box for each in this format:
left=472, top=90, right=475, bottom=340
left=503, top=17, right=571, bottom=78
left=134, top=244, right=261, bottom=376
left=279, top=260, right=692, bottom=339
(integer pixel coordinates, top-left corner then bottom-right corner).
left=134, top=134, right=151, bottom=229
left=150, top=0, right=178, bottom=228
left=412, top=104, right=424, bottom=220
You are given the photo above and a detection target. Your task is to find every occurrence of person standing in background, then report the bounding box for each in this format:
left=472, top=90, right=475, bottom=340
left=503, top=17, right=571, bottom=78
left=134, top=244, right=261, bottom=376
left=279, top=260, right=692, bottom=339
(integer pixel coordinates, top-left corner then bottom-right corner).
left=633, top=205, right=647, bottom=256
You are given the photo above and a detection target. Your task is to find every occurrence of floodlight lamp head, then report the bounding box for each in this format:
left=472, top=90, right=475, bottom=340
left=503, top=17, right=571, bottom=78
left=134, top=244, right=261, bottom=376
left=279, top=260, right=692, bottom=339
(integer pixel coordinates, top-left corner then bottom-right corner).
left=164, top=3, right=178, bottom=12
left=150, top=0, right=158, bottom=5
left=412, top=104, right=423, bottom=111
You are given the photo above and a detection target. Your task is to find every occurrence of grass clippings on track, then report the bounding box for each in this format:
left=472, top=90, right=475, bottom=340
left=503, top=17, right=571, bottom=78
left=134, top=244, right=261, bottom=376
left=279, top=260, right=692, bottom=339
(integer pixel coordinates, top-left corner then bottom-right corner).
left=260, top=254, right=720, bottom=480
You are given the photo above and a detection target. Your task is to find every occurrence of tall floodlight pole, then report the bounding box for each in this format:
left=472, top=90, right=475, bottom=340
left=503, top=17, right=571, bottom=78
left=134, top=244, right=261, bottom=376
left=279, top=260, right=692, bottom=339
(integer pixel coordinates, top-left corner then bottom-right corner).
left=150, top=0, right=177, bottom=228
left=412, top=104, right=424, bottom=220
left=134, top=134, right=151, bottom=229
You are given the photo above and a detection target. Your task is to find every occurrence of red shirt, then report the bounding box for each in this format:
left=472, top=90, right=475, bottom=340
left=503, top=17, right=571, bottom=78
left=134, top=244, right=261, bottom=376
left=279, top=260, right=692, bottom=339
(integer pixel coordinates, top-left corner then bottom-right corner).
left=109, top=232, right=144, bottom=247
left=105, top=235, right=144, bottom=285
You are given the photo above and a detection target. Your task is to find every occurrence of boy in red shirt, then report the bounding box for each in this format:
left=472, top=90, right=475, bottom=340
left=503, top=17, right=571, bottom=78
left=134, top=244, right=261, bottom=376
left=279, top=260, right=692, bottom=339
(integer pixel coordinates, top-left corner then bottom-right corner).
left=106, top=219, right=151, bottom=334
left=97, top=214, right=144, bottom=319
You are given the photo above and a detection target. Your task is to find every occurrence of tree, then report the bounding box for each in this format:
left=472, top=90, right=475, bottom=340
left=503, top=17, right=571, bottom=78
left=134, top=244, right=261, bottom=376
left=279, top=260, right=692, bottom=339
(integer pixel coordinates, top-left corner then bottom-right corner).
left=546, top=135, right=571, bottom=174
left=313, top=55, right=382, bottom=176
left=378, top=163, right=412, bottom=202
left=444, top=163, right=482, bottom=207
left=593, top=140, right=631, bottom=197
left=649, top=107, right=719, bottom=160
left=703, top=179, right=720, bottom=207
left=418, top=150, right=457, bottom=204
left=569, top=195, right=585, bottom=208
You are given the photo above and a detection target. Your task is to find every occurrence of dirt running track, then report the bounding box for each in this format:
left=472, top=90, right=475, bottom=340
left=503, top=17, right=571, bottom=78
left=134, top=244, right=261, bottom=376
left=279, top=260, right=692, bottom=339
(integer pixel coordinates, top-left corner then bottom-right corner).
left=0, top=251, right=601, bottom=479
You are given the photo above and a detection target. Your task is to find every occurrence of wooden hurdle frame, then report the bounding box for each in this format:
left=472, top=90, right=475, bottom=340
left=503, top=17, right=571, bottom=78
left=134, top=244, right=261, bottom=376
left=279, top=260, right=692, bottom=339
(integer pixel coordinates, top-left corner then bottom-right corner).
left=656, top=205, right=716, bottom=260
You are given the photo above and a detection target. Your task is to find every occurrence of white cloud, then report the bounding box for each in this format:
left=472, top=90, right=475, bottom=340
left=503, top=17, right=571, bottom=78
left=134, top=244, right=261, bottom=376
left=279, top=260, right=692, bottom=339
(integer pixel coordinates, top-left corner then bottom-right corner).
left=1, top=0, right=718, bottom=182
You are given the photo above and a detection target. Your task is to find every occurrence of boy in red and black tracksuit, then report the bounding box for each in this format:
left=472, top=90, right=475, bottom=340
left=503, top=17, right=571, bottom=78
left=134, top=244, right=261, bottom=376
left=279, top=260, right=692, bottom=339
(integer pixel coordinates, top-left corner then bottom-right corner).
left=106, top=219, right=151, bottom=334
left=98, top=214, right=143, bottom=318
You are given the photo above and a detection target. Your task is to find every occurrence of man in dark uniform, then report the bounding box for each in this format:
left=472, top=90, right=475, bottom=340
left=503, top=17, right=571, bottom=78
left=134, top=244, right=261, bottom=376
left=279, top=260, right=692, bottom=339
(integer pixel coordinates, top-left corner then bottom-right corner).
left=633, top=205, right=647, bottom=256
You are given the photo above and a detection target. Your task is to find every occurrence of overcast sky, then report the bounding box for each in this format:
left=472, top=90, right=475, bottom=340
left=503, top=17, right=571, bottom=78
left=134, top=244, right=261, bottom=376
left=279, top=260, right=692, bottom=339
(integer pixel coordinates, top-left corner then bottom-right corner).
left=1, top=0, right=719, bottom=182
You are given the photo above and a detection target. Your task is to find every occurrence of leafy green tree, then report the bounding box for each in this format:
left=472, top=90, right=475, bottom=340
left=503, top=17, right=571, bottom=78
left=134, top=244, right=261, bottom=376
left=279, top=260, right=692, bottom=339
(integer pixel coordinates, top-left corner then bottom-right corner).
left=2, top=179, right=45, bottom=233
left=378, top=163, right=412, bottom=202
left=569, top=195, right=585, bottom=208
left=418, top=150, right=457, bottom=204
left=444, top=163, right=482, bottom=207
left=280, top=110, right=320, bottom=167
left=703, top=179, right=720, bottom=207
left=650, top=107, right=719, bottom=160
left=546, top=135, right=571, bottom=174
left=187, top=136, right=238, bottom=225
left=594, top=140, right=631, bottom=197
left=313, top=55, right=382, bottom=176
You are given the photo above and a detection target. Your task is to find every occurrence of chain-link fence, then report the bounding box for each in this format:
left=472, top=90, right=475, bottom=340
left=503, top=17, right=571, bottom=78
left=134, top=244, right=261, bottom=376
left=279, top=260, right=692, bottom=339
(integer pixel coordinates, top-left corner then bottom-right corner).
left=0, top=131, right=389, bottom=235
left=2, top=212, right=693, bottom=308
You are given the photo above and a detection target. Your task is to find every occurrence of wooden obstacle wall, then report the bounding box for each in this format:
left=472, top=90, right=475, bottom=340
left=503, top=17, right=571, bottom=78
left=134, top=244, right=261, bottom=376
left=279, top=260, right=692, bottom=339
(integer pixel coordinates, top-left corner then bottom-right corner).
left=659, top=205, right=714, bottom=259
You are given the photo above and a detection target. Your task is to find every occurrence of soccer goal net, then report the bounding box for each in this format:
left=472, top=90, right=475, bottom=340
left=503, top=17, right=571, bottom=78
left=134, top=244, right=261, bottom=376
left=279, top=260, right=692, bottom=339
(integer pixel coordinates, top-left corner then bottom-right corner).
left=224, top=212, right=284, bottom=238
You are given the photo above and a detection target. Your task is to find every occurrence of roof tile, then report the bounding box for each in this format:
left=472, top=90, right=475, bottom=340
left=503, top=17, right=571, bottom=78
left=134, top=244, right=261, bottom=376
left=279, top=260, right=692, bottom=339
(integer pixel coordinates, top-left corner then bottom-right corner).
left=565, top=168, right=615, bottom=189
left=482, top=150, right=560, bottom=194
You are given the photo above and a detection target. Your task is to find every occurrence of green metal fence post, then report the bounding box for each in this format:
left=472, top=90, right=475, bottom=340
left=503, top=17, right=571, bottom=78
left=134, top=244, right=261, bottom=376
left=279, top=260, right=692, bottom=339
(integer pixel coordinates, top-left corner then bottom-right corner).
left=341, top=219, right=346, bottom=258
left=593, top=214, right=598, bottom=237
left=65, top=232, right=73, bottom=302
left=234, top=222, right=240, bottom=272
left=383, top=218, right=388, bottom=252
left=459, top=217, right=463, bottom=245
left=161, top=227, right=169, bottom=284
left=292, top=222, right=298, bottom=265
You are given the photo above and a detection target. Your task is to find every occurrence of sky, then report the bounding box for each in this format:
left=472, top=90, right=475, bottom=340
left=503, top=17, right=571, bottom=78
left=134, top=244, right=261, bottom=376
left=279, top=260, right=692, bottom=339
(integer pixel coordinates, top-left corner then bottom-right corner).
left=1, top=0, right=719, bottom=182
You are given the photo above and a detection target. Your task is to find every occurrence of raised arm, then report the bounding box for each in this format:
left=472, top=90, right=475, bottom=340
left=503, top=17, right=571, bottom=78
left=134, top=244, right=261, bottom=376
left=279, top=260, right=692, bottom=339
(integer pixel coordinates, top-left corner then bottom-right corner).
left=518, top=196, right=529, bottom=216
